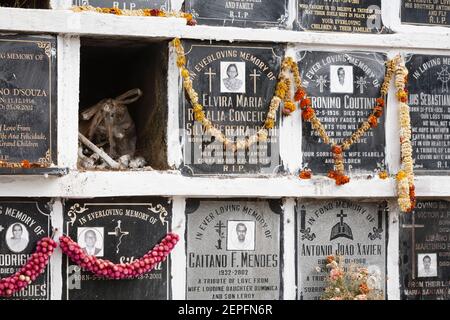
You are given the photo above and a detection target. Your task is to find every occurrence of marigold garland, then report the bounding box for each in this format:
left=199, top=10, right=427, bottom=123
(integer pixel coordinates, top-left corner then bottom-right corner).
left=0, top=160, right=47, bottom=169
left=299, top=169, right=312, bottom=180
left=0, top=237, right=57, bottom=297
left=393, top=56, right=416, bottom=212
left=172, top=38, right=291, bottom=152
left=59, top=233, right=179, bottom=279
left=72, top=6, right=197, bottom=25
left=290, top=58, right=396, bottom=185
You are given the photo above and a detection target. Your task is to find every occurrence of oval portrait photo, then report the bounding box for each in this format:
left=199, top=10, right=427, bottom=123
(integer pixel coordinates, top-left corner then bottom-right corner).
left=6, top=222, right=30, bottom=253
left=77, top=227, right=104, bottom=257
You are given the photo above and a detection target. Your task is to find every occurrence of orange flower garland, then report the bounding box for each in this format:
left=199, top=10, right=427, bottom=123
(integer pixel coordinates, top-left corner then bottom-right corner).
left=299, top=169, right=312, bottom=180
left=289, top=58, right=396, bottom=185
left=72, top=6, right=197, bottom=25
left=0, top=160, right=47, bottom=169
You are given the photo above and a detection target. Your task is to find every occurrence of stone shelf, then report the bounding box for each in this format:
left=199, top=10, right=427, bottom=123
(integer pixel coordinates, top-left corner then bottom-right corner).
left=0, top=8, right=450, bottom=50
left=0, top=170, right=447, bottom=198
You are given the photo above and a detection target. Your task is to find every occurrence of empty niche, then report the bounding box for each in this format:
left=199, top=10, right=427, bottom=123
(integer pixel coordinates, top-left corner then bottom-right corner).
left=0, top=0, right=50, bottom=8
left=78, top=38, right=169, bottom=171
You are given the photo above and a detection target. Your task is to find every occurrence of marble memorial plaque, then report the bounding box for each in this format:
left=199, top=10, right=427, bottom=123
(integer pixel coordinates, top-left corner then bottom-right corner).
left=180, top=40, right=284, bottom=175
left=186, top=199, right=282, bottom=300
left=185, top=0, right=288, bottom=28
left=296, top=200, right=388, bottom=300
left=406, top=54, right=450, bottom=172
left=0, top=35, right=57, bottom=170
left=0, top=199, right=53, bottom=300
left=400, top=201, right=450, bottom=300
left=296, top=0, right=385, bottom=33
left=297, top=50, right=387, bottom=174
left=72, top=0, right=170, bottom=10
left=62, top=197, right=172, bottom=300
left=401, top=0, right=449, bottom=27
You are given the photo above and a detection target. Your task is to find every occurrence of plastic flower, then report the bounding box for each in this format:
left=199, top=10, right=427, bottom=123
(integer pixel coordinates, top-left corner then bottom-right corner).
left=330, top=269, right=343, bottom=281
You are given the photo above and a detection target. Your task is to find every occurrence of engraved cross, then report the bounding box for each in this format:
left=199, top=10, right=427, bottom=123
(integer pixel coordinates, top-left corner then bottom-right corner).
left=437, top=66, right=450, bottom=93
left=402, top=213, right=425, bottom=279
left=250, top=69, right=260, bottom=94
left=204, top=67, right=216, bottom=93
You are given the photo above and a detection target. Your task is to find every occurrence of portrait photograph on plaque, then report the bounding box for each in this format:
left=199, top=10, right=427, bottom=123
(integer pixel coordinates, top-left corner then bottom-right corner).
left=0, top=199, right=53, bottom=300
left=2, top=0, right=450, bottom=307
left=179, top=40, right=285, bottom=176
left=62, top=197, right=172, bottom=300
left=296, top=50, right=387, bottom=174
left=185, top=199, right=282, bottom=300
left=400, top=201, right=450, bottom=300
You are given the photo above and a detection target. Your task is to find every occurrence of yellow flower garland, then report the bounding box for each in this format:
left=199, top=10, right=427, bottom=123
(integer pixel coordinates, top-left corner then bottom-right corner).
left=172, top=38, right=289, bottom=152
left=393, top=56, right=416, bottom=212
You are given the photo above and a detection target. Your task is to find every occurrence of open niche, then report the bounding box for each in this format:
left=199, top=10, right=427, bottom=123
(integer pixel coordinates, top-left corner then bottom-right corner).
left=78, top=38, right=169, bottom=171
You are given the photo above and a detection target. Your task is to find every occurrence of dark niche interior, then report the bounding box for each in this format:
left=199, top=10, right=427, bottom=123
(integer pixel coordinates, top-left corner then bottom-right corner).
left=0, top=0, right=50, bottom=8
left=78, top=38, right=169, bottom=171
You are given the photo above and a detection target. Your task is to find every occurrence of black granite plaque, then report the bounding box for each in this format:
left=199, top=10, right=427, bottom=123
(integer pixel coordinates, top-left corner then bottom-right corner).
left=180, top=40, right=284, bottom=176
left=0, top=35, right=57, bottom=170
left=185, top=0, right=288, bottom=28
left=296, top=200, right=388, bottom=300
left=72, top=0, right=170, bottom=10
left=296, top=0, right=385, bottom=33
left=401, top=0, right=449, bottom=26
left=0, top=199, right=53, bottom=300
left=186, top=199, right=282, bottom=300
left=406, top=54, right=450, bottom=173
left=62, top=197, right=172, bottom=300
left=400, top=201, right=450, bottom=300
left=297, top=50, right=387, bottom=174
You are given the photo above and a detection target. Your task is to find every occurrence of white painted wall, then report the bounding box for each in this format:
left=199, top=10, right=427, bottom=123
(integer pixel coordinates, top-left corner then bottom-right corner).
left=0, top=0, right=448, bottom=300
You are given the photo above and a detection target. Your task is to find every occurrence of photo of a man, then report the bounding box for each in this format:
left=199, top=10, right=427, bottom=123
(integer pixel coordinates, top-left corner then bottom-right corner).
left=6, top=223, right=29, bottom=253
left=227, top=221, right=255, bottom=251
left=330, top=65, right=354, bottom=93
left=221, top=61, right=246, bottom=93
left=77, top=227, right=104, bottom=257
left=418, top=253, right=438, bottom=277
